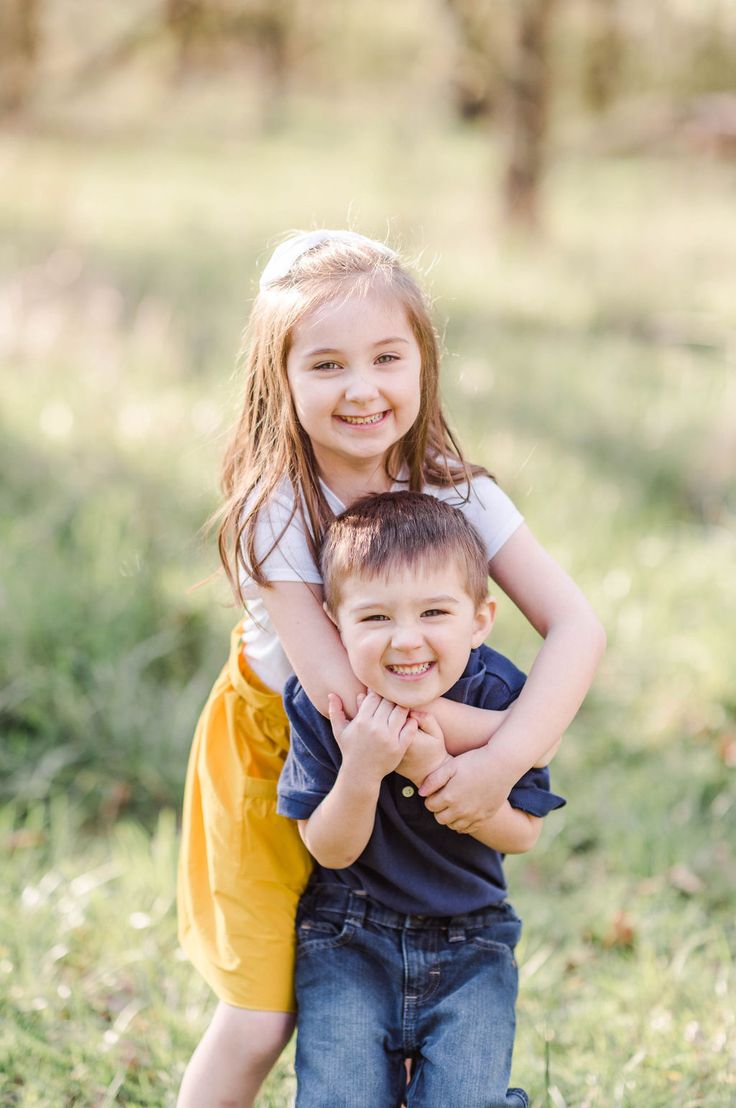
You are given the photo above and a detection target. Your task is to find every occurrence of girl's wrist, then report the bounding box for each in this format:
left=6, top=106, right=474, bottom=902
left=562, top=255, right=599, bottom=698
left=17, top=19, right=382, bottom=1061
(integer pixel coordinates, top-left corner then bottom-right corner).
left=404, top=752, right=452, bottom=789
left=473, top=736, right=529, bottom=788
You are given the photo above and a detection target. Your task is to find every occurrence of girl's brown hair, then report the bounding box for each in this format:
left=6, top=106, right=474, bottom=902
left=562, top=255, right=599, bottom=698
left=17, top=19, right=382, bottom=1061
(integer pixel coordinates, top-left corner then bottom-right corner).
left=217, top=233, right=487, bottom=604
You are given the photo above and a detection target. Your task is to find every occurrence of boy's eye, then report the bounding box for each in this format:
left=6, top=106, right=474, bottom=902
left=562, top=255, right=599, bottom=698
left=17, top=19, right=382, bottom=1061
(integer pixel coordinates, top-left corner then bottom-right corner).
left=422, top=609, right=447, bottom=618
left=361, top=614, right=389, bottom=622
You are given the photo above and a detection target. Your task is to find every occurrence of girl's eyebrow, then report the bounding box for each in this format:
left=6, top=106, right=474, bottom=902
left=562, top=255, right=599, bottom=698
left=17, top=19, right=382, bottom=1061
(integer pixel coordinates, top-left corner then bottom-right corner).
left=302, top=337, right=411, bottom=358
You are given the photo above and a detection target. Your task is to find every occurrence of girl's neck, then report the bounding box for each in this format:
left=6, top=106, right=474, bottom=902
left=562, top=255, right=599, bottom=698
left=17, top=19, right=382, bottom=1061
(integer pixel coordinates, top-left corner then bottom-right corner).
left=317, top=456, right=395, bottom=507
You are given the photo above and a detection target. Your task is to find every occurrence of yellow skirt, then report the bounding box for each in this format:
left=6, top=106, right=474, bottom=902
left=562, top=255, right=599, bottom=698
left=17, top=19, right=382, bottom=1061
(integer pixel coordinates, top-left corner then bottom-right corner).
left=177, top=622, right=312, bottom=1012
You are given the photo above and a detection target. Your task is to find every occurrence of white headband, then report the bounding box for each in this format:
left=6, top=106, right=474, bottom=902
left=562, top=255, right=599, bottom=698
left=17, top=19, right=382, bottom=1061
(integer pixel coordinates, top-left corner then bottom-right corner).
left=259, top=229, right=397, bottom=291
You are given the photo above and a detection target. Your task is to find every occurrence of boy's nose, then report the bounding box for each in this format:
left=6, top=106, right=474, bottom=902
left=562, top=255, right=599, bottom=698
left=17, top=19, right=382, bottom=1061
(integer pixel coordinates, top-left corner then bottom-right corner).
left=390, top=626, right=424, bottom=651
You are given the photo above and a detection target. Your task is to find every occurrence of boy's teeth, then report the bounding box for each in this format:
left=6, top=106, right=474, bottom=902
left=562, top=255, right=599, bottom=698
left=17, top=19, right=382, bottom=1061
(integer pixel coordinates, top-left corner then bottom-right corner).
left=339, top=412, right=383, bottom=424
left=387, top=662, right=432, bottom=675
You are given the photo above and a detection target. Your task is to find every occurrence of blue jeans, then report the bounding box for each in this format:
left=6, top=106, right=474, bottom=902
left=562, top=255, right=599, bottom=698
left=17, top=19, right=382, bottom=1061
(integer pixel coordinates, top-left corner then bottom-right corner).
left=294, top=883, right=528, bottom=1108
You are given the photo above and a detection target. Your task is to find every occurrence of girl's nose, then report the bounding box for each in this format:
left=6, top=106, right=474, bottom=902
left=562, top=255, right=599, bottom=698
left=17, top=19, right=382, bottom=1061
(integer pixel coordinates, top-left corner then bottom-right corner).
left=344, top=369, right=380, bottom=403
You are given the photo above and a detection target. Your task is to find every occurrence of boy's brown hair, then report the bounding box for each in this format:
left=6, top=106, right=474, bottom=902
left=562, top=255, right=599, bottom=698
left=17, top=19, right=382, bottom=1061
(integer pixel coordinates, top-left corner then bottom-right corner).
left=320, top=491, right=489, bottom=615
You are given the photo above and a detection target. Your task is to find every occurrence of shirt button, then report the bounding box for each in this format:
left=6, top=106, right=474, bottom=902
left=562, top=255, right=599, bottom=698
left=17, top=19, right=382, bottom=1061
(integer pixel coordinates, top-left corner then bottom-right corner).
left=401, top=785, right=415, bottom=798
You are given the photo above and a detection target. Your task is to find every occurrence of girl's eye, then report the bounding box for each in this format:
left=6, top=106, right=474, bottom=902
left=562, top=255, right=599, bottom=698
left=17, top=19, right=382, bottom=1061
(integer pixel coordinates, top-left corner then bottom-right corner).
left=376, top=353, right=399, bottom=364
left=312, top=361, right=341, bottom=372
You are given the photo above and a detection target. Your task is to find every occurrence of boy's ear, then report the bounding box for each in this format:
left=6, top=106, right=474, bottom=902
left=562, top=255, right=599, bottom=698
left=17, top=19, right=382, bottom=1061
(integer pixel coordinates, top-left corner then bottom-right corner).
left=323, top=600, right=339, bottom=629
left=471, top=595, right=496, bottom=648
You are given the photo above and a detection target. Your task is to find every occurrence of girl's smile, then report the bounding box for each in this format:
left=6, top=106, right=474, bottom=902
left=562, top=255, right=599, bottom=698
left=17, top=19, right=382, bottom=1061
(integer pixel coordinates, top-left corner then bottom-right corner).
left=335, top=411, right=389, bottom=426
left=286, top=286, right=422, bottom=481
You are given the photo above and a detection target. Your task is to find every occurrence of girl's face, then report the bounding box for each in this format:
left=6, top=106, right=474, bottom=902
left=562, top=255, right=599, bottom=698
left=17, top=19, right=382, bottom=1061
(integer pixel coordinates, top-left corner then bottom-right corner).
left=286, top=286, right=422, bottom=482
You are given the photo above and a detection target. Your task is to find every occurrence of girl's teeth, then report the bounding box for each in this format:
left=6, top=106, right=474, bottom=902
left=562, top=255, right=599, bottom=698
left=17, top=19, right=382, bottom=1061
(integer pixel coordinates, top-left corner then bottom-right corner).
left=339, top=412, right=384, bottom=425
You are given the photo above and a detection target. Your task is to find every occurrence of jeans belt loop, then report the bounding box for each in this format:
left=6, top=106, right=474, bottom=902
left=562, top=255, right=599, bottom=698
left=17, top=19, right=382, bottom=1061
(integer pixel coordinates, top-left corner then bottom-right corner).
left=345, top=890, right=367, bottom=928
left=448, top=921, right=466, bottom=942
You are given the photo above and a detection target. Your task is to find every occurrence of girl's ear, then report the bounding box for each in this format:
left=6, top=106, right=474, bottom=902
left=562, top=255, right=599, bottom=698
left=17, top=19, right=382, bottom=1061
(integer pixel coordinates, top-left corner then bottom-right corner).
left=470, top=595, right=496, bottom=648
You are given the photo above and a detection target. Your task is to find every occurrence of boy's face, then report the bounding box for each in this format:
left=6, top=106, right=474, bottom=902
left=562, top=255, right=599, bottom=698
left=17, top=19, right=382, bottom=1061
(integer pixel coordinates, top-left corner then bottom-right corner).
left=330, top=560, right=495, bottom=710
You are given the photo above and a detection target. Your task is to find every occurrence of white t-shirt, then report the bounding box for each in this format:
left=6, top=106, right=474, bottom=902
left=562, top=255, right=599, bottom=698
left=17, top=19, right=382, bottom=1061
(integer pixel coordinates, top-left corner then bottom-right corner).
left=240, top=474, right=523, bottom=692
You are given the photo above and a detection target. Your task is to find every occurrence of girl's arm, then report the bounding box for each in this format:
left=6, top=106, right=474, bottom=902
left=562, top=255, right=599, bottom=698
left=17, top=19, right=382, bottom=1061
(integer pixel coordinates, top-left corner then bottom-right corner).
left=421, top=524, right=606, bottom=828
left=394, top=711, right=543, bottom=853
left=260, top=580, right=364, bottom=716
left=261, top=517, right=604, bottom=799
left=468, top=805, right=542, bottom=854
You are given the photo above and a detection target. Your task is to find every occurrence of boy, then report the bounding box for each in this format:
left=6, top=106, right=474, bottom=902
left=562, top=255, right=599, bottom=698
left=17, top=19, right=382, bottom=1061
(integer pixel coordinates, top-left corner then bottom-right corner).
left=277, top=492, right=565, bottom=1108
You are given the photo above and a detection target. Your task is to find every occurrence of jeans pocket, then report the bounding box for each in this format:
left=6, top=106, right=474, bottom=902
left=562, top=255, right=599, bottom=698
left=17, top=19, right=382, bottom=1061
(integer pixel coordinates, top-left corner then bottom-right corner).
left=470, top=933, right=517, bottom=959
left=469, top=915, right=522, bottom=960
left=296, top=915, right=357, bottom=954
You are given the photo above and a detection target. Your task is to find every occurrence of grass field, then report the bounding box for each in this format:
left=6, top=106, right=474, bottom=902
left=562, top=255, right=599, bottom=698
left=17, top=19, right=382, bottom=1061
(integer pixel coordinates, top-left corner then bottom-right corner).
left=2, top=118, right=735, bottom=1105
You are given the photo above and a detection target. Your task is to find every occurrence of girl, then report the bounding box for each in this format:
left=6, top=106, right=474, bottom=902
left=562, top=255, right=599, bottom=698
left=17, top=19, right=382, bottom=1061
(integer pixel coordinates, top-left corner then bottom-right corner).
left=176, top=229, right=605, bottom=1107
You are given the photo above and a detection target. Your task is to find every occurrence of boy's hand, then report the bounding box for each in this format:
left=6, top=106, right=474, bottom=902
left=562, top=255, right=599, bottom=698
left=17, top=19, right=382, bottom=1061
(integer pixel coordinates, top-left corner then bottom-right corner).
left=396, top=711, right=451, bottom=787
left=419, top=745, right=516, bottom=833
left=328, top=692, right=416, bottom=784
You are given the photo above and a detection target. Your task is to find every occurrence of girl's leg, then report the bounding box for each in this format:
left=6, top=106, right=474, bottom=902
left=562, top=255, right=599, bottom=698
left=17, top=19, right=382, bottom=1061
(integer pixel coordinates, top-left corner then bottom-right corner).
left=177, top=1002, right=295, bottom=1108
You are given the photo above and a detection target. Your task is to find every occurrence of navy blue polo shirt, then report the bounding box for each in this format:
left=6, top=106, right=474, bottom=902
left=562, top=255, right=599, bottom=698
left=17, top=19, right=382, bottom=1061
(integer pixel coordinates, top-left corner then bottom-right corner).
left=277, top=644, right=566, bottom=916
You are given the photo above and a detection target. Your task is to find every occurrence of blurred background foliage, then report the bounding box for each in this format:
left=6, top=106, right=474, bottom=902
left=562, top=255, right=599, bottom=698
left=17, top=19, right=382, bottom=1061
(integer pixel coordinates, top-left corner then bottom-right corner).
left=1, top=1, right=735, bottom=1104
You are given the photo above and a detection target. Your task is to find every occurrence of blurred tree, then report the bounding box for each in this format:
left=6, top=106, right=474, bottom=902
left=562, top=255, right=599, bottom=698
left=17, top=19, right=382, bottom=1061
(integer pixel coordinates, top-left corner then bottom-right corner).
left=163, top=0, right=297, bottom=127
left=503, top=0, right=557, bottom=229
left=166, top=0, right=208, bottom=75
left=0, top=0, right=41, bottom=117
left=230, top=0, right=295, bottom=129
left=582, top=0, right=623, bottom=114
left=441, top=0, right=503, bottom=121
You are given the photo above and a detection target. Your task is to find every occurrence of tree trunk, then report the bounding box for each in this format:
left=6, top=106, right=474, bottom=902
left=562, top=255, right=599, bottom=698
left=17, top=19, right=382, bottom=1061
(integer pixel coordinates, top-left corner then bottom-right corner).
left=165, top=0, right=209, bottom=76
left=502, top=0, right=557, bottom=229
left=0, top=0, right=41, bottom=117
left=231, top=0, right=294, bottom=131
left=583, top=0, right=623, bottom=115
left=442, top=0, right=500, bottom=122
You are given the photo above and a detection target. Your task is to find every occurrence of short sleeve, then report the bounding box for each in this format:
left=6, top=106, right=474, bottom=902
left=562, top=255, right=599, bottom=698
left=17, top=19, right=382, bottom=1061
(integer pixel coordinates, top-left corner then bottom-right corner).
left=238, top=483, right=323, bottom=598
left=277, top=681, right=339, bottom=821
left=430, top=475, right=524, bottom=562
left=507, top=765, right=566, bottom=817
left=472, top=645, right=526, bottom=709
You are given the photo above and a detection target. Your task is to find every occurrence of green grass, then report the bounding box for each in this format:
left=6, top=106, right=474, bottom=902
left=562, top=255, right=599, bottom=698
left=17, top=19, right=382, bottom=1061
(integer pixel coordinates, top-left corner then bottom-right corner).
left=2, top=116, right=735, bottom=1104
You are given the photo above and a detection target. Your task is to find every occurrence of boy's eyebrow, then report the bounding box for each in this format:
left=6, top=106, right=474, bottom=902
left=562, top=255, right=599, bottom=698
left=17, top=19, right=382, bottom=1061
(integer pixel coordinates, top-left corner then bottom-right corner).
left=349, top=594, right=461, bottom=613
left=302, top=337, right=411, bottom=358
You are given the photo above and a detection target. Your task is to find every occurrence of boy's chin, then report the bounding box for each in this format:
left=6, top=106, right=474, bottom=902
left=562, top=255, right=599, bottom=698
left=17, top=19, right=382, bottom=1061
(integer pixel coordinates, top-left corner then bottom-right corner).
left=371, top=682, right=437, bottom=710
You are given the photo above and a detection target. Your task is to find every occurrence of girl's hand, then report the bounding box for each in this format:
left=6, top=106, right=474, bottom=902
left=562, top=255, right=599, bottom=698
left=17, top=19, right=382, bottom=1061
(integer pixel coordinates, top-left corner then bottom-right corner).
left=328, top=692, right=416, bottom=785
left=396, top=711, right=451, bottom=787
left=420, top=745, right=516, bottom=833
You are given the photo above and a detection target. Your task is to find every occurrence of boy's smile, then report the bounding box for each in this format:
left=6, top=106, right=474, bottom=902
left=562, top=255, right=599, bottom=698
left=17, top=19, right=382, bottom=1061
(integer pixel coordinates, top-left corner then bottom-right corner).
left=332, top=562, right=494, bottom=710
